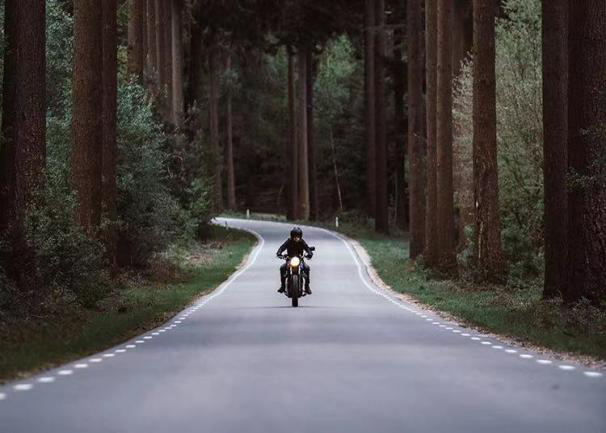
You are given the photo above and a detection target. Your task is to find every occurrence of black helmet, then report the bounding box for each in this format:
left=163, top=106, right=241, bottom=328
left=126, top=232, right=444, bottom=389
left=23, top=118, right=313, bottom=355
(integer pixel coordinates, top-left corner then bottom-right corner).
left=290, top=226, right=303, bottom=239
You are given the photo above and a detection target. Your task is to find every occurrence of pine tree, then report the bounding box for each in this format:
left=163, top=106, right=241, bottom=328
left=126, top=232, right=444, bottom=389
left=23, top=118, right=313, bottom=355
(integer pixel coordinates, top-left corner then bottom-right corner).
left=72, top=0, right=103, bottom=232
left=0, top=0, right=46, bottom=294
left=542, top=0, right=568, bottom=298
left=566, top=1, right=606, bottom=303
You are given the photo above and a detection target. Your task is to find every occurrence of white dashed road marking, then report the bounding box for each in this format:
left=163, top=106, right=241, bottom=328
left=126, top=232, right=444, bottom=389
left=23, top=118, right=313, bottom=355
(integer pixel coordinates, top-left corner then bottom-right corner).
left=520, top=354, right=534, bottom=359
left=537, top=360, right=552, bottom=365
left=89, top=358, right=103, bottom=363
left=14, top=384, right=33, bottom=391
left=57, top=370, right=73, bottom=376
left=584, top=372, right=603, bottom=378
left=37, top=377, right=55, bottom=383
left=559, top=365, right=575, bottom=371
left=74, top=364, right=88, bottom=369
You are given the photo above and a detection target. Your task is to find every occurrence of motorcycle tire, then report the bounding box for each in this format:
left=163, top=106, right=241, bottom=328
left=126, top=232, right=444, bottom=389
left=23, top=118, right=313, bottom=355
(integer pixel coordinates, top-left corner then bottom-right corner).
left=291, top=274, right=299, bottom=308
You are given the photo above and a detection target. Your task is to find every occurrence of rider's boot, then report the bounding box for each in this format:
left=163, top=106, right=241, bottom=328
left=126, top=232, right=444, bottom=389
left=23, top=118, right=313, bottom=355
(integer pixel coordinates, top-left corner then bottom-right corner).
left=278, top=275, right=286, bottom=293
left=305, top=281, right=312, bottom=295
left=278, top=286, right=285, bottom=293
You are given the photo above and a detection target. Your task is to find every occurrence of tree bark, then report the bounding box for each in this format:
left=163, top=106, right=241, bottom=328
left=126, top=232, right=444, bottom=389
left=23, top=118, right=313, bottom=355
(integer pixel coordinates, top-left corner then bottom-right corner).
left=186, top=1, right=202, bottom=111
left=375, top=0, right=388, bottom=233
left=472, top=0, right=504, bottom=282
left=0, top=0, right=46, bottom=294
left=225, top=54, right=237, bottom=210
left=171, top=0, right=184, bottom=125
left=436, top=0, right=457, bottom=274
left=452, top=0, right=473, bottom=77
left=287, top=50, right=299, bottom=220
left=208, top=45, right=223, bottom=212
left=102, top=0, right=118, bottom=270
left=566, top=1, right=606, bottom=303
left=408, top=0, right=426, bottom=257
left=72, top=0, right=103, bottom=232
left=425, top=0, right=439, bottom=267
left=164, top=0, right=173, bottom=121
left=146, top=0, right=157, bottom=86
left=154, top=0, right=165, bottom=100
left=365, top=0, right=377, bottom=218
left=297, top=49, right=310, bottom=220
left=307, top=49, right=318, bottom=221
left=393, top=26, right=408, bottom=231
left=542, top=0, right=568, bottom=298
left=127, top=0, right=144, bottom=77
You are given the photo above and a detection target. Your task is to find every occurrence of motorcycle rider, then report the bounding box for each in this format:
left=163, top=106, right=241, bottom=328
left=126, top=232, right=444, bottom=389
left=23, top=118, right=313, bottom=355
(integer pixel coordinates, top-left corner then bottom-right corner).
left=277, top=227, right=313, bottom=295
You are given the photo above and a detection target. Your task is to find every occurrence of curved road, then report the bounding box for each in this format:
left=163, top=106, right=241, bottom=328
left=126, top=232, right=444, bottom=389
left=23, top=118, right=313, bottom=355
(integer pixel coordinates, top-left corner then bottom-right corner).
left=1, top=218, right=604, bottom=433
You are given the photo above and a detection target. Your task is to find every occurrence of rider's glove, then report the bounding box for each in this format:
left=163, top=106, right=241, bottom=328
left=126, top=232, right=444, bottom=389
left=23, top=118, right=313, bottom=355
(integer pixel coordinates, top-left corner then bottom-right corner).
left=308, top=252, right=313, bottom=259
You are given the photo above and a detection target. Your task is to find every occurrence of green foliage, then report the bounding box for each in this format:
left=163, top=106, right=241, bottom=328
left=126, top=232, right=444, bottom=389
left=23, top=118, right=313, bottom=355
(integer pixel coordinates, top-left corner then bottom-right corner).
left=115, top=80, right=188, bottom=266
left=453, top=0, right=544, bottom=282
left=25, top=184, right=109, bottom=309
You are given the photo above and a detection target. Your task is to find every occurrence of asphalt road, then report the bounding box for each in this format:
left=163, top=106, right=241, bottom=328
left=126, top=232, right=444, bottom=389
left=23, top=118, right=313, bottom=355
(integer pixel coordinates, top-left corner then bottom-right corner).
left=1, top=218, right=604, bottom=433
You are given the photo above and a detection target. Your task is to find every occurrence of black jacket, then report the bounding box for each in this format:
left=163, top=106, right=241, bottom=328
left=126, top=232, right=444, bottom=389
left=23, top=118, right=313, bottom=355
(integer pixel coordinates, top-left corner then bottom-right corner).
left=277, top=238, right=312, bottom=258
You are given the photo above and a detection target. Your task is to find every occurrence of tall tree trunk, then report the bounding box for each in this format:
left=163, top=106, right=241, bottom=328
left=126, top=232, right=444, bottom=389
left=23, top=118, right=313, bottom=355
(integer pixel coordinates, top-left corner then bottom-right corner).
left=425, top=0, right=439, bottom=267
left=164, top=0, right=173, bottom=121
left=472, top=0, right=504, bottom=282
left=542, top=0, right=568, bottom=299
left=154, top=0, right=165, bottom=101
left=297, top=49, right=310, bottom=220
left=393, top=26, right=408, bottom=231
left=208, top=45, right=223, bottom=212
left=127, top=0, right=144, bottom=77
left=436, top=0, right=457, bottom=274
left=566, top=1, right=606, bottom=303
left=452, top=0, right=473, bottom=76
left=225, top=54, right=237, bottom=210
left=171, top=0, right=184, bottom=125
left=102, top=0, right=118, bottom=270
left=287, top=49, right=299, bottom=220
left=0, top=0, right=46, bottom=295
left=187, top=1, right=202, bottom=111
left=375, top=0, right=388, bottom=233
left=141, top=1, right=147, bottom=67
left=72, top=0, right=103, bottom=233
left=408, top=0, right=426, bottom=257
left=146, top=0, right=157, bottom=87
left=365, top=0, right=376, bottom=218
left=307, top=49, right=318, bottom=221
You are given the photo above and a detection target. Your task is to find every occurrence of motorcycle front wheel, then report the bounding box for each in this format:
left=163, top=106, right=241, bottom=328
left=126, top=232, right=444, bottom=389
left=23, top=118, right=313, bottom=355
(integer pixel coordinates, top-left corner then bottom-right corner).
left=291, top=274, right=299, bottom=307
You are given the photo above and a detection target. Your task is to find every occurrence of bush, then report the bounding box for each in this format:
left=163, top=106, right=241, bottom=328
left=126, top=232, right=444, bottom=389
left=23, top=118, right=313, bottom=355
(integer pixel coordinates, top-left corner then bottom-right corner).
left=25, top=183, right=109, bottom=309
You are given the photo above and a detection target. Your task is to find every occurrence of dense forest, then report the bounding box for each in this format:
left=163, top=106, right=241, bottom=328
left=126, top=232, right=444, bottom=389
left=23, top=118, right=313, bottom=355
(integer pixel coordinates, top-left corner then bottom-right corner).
left=0, top=0, right=604, bottom=320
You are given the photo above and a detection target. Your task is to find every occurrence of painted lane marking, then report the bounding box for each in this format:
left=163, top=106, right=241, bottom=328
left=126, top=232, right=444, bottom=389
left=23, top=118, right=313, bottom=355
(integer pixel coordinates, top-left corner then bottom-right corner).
left=57, top=370, right=73, bottom=376
left=559, top=365, right=575, bottom=371
left=74, top=363, right=88, bottom=369
left=152, top=332, right=160, bottom=336
left=143, top=336, right=152, bottom=340
left=115, top=349, right=126, bottom=353
left=89, top=358, right=103, bottom=363
left=103, top=354, right=115, bottom=358
left=14, top=384, right=33, bottom=391
left=135, top=340, right=145, bottom=344
left=0, top=393, right=6, bottom=400
left=445, top=327, right=453, bottom=330
left=159, top=330, right=166, bottom=333
left=126, top=345, right=136, bottom=349
left=481, top=341, right=492, bottom=345
left=471, top=337, right=481, bottom=341
left=537, top=360, right=552, bottom=365
left=37, top=377, right=55, bottom=383
left=452, top=330, right=461, bottom=333
left=520, top=354, right=534, bottom=359
left=505, top=349, right=518, bottom=354
left=174, top=321, right=182, bottom=324
left=492, top=345, right=503, bottom=350
left=584, top=372, right=603, bottom=378
left=461, top=333, right=470, bottom=337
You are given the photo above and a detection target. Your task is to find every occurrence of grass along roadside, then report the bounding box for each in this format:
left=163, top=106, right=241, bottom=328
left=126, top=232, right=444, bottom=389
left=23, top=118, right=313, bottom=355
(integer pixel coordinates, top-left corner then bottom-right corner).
left=332, top=222, right=606, bottom=362
left=0, top=225, right=256, bottom=383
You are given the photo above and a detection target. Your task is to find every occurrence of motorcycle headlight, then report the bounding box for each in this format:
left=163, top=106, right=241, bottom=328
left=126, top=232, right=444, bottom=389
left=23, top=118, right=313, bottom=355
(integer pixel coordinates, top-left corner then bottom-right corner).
left=290, top=257, right=300, bottom=268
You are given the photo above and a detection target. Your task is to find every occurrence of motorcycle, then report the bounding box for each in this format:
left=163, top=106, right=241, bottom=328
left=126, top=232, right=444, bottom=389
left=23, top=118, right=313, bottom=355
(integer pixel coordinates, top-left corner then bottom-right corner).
left=279, top=247, right=315, bottom=307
